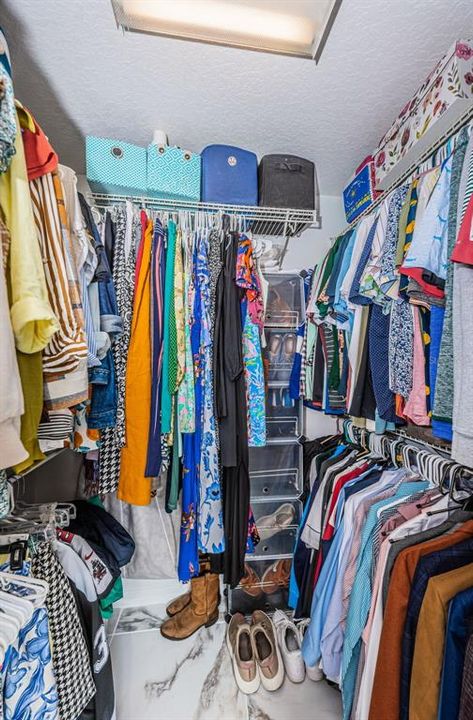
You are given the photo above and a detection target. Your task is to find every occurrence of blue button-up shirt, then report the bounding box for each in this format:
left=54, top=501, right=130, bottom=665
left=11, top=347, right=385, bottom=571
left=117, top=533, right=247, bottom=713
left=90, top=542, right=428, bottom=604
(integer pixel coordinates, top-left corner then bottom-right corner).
left=341, top=480, right=428, bottom=720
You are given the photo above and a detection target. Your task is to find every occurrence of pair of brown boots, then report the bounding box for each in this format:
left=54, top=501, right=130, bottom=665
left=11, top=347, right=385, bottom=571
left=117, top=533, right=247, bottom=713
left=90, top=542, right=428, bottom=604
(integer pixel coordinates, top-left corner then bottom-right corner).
left=160, top=571, right=220, bottom=641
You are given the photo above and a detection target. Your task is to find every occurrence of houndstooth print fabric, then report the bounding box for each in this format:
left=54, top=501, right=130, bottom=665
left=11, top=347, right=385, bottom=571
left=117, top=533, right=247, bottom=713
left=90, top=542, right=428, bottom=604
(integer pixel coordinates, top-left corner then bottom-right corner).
left=98, top=205, right=138, bottom=494
left=0, top=469, right=9, bottom=518
left=31, top=542, right=95, bottom=720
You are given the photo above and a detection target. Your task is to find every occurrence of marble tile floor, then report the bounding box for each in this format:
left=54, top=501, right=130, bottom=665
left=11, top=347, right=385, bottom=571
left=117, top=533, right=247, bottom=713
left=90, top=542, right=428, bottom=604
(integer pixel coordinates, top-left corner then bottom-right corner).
left=109, top=603, right=342, bottom=720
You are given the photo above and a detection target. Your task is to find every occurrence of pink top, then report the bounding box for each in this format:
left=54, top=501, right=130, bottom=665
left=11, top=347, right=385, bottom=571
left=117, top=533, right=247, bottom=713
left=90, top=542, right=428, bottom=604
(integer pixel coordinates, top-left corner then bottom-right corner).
left=403, top=306, right=430, bottom=426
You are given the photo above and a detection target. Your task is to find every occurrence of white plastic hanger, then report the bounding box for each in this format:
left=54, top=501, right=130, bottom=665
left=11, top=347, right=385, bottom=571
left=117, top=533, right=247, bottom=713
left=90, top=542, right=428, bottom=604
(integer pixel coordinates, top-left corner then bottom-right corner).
left=0, top=611, right=21, bottom=647
left=0, top=572, right=48, bottom=607
left=0, top=590, right=32, bottom=625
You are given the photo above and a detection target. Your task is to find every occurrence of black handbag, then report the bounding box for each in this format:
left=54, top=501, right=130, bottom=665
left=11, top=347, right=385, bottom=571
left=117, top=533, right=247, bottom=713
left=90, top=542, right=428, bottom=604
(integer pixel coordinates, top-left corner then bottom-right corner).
left=258, top=154, right=315, bottom=209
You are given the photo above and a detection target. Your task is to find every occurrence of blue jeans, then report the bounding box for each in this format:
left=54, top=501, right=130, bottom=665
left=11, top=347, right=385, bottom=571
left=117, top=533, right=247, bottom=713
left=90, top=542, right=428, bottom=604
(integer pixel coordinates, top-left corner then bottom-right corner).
left=88, top=350, right=117, bottom=428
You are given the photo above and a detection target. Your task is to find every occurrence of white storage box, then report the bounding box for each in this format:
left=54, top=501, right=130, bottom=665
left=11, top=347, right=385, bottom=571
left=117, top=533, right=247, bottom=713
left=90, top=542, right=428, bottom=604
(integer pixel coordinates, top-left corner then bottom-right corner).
left=373, top=39, right=473, bottom=190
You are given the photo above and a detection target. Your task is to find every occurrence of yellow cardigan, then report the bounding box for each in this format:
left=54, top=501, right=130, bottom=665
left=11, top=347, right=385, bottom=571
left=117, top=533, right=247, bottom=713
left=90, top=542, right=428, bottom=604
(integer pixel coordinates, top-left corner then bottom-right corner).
left=0, top=112, right=58, bottom=354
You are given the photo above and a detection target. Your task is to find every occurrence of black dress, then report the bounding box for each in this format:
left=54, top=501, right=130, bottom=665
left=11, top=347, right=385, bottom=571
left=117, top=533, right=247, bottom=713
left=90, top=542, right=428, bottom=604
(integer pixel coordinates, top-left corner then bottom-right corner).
left=211, top=232, right=250, bottom=588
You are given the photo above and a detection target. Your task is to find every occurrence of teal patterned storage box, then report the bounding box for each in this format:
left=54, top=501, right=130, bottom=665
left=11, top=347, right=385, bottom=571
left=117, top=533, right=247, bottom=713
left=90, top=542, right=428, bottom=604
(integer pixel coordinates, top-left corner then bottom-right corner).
left=86, top=136, right=147, bottom=195
left=147, top=144, right=201, bottom=200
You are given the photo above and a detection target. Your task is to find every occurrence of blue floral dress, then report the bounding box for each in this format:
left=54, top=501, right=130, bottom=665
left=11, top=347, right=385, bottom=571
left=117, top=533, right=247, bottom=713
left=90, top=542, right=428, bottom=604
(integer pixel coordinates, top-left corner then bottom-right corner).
left=2, top=608, right=59, bottom=720
left=178, top=241, right=200, bottom=581
left=236, top=235, right=266, bottom=447
left=197, top=232, right=224, bottom=554
left=242, top=302, right=266, bottom=446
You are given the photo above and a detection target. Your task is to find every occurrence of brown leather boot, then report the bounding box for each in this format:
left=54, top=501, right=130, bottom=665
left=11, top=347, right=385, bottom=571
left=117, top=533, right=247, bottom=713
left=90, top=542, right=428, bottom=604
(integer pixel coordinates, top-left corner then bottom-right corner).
left=166, top=591, right=191, bottom=617
left=165, top=559, right=211, bottom=617
left=160, top=572, right=220, bottom=641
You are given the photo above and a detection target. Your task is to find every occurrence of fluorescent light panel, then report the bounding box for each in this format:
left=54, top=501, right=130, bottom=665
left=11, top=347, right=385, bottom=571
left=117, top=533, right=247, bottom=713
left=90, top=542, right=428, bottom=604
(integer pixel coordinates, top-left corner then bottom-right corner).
left=111, top=0, right=342, bottom=61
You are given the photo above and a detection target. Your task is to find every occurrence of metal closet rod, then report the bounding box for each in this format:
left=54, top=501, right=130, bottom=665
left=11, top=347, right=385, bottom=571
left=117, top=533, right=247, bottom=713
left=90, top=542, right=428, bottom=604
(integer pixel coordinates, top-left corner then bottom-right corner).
left=345, top=418, right=452, bottom=456
left=387, top=428, right=452, bottom=456
left=340, top=104, right=473, bottom=235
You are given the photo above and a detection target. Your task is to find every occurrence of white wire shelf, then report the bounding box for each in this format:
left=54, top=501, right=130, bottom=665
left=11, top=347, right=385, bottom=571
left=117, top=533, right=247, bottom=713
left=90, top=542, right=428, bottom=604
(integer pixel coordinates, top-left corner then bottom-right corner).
left=87, top=192, right=320, bottom=239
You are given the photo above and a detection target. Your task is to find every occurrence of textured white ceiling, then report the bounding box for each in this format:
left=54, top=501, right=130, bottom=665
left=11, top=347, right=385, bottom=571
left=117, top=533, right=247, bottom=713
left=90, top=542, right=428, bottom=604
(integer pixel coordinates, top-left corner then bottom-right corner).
left=2, top=0, right=473, bottom=194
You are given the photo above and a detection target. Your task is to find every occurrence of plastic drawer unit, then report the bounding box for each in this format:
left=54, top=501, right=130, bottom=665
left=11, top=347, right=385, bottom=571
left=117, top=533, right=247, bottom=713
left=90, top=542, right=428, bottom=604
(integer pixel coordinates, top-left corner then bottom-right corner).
left=264, top=272, right=305, bottom=328
left=227, top=556, right=293, bottom=615
left=249, top=441, right=303, bottom=499
left=250, top=499, right=302, bottom=557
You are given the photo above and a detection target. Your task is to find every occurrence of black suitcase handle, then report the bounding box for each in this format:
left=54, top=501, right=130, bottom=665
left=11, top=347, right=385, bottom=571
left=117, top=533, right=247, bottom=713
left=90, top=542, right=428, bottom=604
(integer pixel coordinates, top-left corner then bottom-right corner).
left=276, top=161, right=303, bottom=173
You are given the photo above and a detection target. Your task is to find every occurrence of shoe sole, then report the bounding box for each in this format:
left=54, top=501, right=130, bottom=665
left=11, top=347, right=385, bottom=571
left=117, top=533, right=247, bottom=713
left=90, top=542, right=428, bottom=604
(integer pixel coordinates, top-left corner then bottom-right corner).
left=160, top=613, right=219, bottom=641
left=226, top=629, right=261, bottom=695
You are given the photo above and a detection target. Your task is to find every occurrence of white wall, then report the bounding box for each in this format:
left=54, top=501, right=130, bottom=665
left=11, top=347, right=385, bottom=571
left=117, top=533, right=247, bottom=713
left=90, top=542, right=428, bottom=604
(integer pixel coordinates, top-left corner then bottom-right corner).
left=282, top=194, right=346, bottom=440
left=283, top=194, right=345, bottom=272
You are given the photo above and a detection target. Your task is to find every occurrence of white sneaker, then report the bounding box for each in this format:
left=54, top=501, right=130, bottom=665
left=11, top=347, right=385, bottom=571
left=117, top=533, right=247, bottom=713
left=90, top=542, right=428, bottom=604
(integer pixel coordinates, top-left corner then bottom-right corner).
left=297, top=618, right=323, bottom=681
left=227, top=613, right=260, bottom=694
left=273, top=609, right=305, bottom=683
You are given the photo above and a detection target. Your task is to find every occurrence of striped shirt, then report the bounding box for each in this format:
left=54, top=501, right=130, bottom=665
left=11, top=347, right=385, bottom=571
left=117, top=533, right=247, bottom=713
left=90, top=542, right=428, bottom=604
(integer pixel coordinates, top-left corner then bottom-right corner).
left=30, top=171, right=88, bottom=378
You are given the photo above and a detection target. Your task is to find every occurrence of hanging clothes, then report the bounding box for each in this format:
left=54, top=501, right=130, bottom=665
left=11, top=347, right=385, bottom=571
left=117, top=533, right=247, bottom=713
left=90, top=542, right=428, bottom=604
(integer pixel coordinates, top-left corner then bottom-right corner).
left=2, top=605, right=59, bottom=720
left=31, top=542, right=96, bottom=720
left=160, top=219, right=177, bottom=436
left=178, top=239, right=203, bottom=581
left=236, top=233, right=266, bottom=447
left=294, top=426, right=473, bottom=720
left=433, top=127, right=470, bottom=436
left=196, top=230, right=224, bottom=553
left=213, top=231, right=250, bottom=586
left=99, top=204, right=137, bottom=494
left=145, top=218, right=166, bottom=477
left=117, top=215, right=153, bottom=506
left=177, top=229, right=196, bottom=434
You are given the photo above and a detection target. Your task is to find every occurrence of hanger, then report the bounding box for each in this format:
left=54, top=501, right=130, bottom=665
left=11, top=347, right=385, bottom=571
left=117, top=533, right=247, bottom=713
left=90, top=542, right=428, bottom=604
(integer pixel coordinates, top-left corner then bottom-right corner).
left=0, top=527, right=29, bottom=543
left=0, top=615, right=17, bottom=657
left=0, top=572, right=48, bottom=607
left=0, top=593, right=28, bottom=641
left=0, top=610, right=22, bottom=644
left=367, top=431, right=384, bottom=459
left=91, top=204, right=103, bottom=226
left=0, top=589, right=32, bottom=623
left=450, top=464, right=473, bottom=504
left=389, top=437, right=405, bottom=468
left=0, top=574, right=46, bottom=661
left=424, top=463, right=464, bottom=516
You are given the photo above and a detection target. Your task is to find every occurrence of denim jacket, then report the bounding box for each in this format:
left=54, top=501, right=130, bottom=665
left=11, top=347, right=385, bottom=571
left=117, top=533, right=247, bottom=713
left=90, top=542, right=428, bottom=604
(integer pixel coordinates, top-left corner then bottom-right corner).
left=79, top=194, right=121, bottom=429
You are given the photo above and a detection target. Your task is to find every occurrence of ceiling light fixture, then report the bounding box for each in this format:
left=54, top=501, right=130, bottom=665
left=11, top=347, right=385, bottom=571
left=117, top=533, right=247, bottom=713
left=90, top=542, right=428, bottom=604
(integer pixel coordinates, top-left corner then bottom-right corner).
left=110, top=0, right=342, bottom=62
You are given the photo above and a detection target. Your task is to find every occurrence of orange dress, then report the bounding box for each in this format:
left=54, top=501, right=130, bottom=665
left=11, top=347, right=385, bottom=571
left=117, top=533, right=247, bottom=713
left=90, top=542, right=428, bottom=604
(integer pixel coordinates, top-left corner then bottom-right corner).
left=117, top=217, right=153, bottom=505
